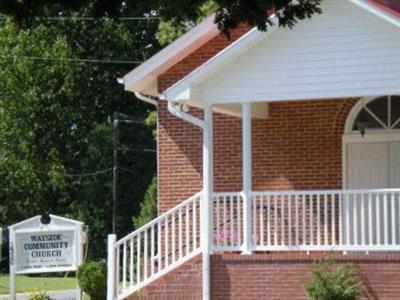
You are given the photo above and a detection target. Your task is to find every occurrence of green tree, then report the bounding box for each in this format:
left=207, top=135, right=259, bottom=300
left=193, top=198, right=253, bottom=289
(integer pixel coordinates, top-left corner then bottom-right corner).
left=156, top=0, right=218, bottom=46
left=133, top=176, right=157, bottom=229
left=0, top=14, right=158, bottom=258
left=0, top=0, right=322, bottom=38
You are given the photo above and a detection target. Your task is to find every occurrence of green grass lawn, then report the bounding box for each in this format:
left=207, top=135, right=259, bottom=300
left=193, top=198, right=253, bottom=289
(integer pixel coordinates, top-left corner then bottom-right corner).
left=0, top=275, right=77, bottom=294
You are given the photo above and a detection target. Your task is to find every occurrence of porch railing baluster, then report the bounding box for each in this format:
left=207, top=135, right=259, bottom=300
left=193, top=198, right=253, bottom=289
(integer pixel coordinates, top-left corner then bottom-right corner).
left=317, top=194, right=321, bottom=246
left=361, top=193, right=366, bottom=247
left=391, top=192, right=396, bottom=245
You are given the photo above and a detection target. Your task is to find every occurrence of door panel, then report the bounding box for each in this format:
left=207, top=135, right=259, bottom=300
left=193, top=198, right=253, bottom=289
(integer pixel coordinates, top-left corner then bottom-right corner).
left=389, top=142, right=400, bottom=188
left=347, top=142, right=389, bottom=189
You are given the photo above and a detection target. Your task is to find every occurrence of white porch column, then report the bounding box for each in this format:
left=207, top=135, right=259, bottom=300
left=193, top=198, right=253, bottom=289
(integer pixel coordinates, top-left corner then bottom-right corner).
left=242, top=102, right=253, bottom=254
left=202, top=104, right=213, bottom=300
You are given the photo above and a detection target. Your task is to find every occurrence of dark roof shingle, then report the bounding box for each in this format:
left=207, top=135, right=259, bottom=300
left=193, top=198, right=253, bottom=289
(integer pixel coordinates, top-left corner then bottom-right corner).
left=370, top=0, right=400, bottom=15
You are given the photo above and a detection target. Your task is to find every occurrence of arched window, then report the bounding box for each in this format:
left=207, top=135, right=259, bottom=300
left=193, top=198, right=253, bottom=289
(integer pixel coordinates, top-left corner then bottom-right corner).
left=347, top=95, right=400, bottom=134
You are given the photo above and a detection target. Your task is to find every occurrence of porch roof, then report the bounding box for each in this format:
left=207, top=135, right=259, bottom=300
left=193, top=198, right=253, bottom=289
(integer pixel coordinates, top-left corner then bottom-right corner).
left=122, top=0, right=400, bottom=110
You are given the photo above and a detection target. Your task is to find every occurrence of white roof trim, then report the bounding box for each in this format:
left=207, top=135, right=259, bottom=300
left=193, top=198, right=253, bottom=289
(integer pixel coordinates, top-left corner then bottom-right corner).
left=123, top=14, right=219, bottom=94
left=350, top=0, right=400, bottom=27
left=162, top=16, right=279, bottom=101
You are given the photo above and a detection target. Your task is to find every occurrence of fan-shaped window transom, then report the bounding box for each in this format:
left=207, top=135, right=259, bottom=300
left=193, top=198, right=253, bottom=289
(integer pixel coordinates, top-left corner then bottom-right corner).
left=351, top=95, right=400, bottom=132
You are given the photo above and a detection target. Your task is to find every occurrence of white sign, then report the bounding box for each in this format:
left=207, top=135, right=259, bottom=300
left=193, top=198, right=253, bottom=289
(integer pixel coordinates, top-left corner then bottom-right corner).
left=15, top=229, right=76, bottom=274
left=8, top=215, right=85, bottom=300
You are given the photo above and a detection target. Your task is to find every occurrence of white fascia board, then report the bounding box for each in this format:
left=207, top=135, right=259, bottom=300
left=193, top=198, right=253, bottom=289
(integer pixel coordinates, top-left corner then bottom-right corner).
left=350, top=0, right=400, bottom=27
left=214, top=102, right=269, bottom=119
left=162, top=16, right=279, bottom=102
left=8, top=216, right=41, bottom=229
left=123, top=14, right=219, bottom=93
left=8, top=215, right=84, bottom=230
left=49, top=214, right=84, bottom=225
left=182, top=101, right=269, bottom=119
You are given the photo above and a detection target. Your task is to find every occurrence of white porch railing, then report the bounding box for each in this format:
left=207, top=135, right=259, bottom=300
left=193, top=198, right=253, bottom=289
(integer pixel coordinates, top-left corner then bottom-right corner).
left=108, top=188, right=400, bottom=299
left=213, top=192, right=243, bottom=251
left=213, top=189, right=400, bottom=252
left=108, top=192, right=202, bottom=300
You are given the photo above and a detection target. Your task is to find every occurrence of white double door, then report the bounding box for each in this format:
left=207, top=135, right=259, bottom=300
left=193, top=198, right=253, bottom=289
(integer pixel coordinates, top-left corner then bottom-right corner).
left=347, top=142, right=400, bottom=189
left=345, top=141, right=400, bottom=246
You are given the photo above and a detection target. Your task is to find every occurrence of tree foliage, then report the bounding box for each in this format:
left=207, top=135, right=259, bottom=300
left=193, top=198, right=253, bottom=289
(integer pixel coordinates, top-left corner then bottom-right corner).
left=0, top=13, right=158, bottom=259
left=0, top=0, right=322, bottom=38
left=156, top=0, right=218, bottom=46
left=133, top=176, right=157, bottom=229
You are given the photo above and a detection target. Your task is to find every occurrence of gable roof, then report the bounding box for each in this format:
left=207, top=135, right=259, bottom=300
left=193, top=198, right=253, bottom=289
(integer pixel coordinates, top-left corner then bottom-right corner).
left=122, top=14, right=219, bottom=95
left=122, top=0, right=400, bottom=100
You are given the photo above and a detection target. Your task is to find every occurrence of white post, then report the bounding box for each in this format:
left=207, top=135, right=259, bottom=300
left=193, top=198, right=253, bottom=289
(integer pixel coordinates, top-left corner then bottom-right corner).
left=242, top=102, right=253, bottom=254
left=202, top=104, right=213, bottom=300
left=8, top=227, right=16, bottom=300
left=76, top=225, right=84, bottom=300
left=107, top=234, right=117, bottom=300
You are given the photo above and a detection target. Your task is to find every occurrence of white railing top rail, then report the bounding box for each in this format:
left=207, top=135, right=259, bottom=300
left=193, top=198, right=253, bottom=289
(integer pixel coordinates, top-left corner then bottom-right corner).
left=116, top=191, right=202, bottom=246
left=252, top=188, right=400, bottom=196
left=213, top=192, right=242, bottom=197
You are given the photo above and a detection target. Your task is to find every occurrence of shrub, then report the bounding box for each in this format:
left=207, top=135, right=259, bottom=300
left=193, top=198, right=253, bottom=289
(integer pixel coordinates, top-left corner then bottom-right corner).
left=77, top=261, right=107, bottom=300
left=303, top=258, right=364, bottom=300
left=28, top=291, right=51, bottom=300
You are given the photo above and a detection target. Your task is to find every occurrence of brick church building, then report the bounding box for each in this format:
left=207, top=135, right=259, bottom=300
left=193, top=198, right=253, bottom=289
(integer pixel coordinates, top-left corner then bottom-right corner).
left=107, top=0, right=400, bottom=299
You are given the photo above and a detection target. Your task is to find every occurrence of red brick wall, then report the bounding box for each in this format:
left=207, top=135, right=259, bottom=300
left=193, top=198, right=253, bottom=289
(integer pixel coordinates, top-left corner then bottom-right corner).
left=158, top=99, right=356, bottom=212
left=158, top=101, right=203, bottom=212
left=211, top=253, right=400, bottom=300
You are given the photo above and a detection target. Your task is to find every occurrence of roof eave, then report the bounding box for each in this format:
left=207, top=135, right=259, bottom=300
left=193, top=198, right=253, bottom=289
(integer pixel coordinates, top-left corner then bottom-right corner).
left=123, top=14, right=220, bottom=94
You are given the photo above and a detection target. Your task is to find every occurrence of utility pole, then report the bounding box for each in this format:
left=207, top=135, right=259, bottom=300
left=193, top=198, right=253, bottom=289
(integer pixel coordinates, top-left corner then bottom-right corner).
left=111, top=112, right=142, bottom=235
left=112, top=111, right=119, bottom=234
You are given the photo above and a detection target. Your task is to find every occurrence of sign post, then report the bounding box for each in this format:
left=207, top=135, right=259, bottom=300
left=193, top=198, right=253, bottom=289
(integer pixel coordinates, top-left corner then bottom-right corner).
left=0, top=227, right=3, bottom=262
left=8, top=215, right=85, bottom=300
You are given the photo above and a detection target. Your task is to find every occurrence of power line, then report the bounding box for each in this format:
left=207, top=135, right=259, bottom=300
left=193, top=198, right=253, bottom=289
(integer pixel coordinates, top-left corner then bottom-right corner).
left=119, top=166, right=136, bottom=175
left=0, top=16, right=160, bottom=21
left=1, top=55, right=143, bottom=65
left=46, top=17, right=160, bottom=21
left=34, top=167, right=113, bottom=177
left=120, top=147, right=156, bottom=153
left=65, top=168, right=113, bottom=177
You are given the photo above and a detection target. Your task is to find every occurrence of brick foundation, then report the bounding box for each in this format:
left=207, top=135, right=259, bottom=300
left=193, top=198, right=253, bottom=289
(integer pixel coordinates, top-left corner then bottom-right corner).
left=129, top=255, right=203, bottom=300
left=129, top=253, right=400, bottom=300
left=211, top=253, right=400, bottom=300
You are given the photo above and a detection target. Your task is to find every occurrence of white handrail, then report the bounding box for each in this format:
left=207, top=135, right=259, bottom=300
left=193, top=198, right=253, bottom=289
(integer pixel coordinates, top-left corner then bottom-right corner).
left=116, top=191, right=202, bottom=246
left=109, top=191, right=202, bottom=300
